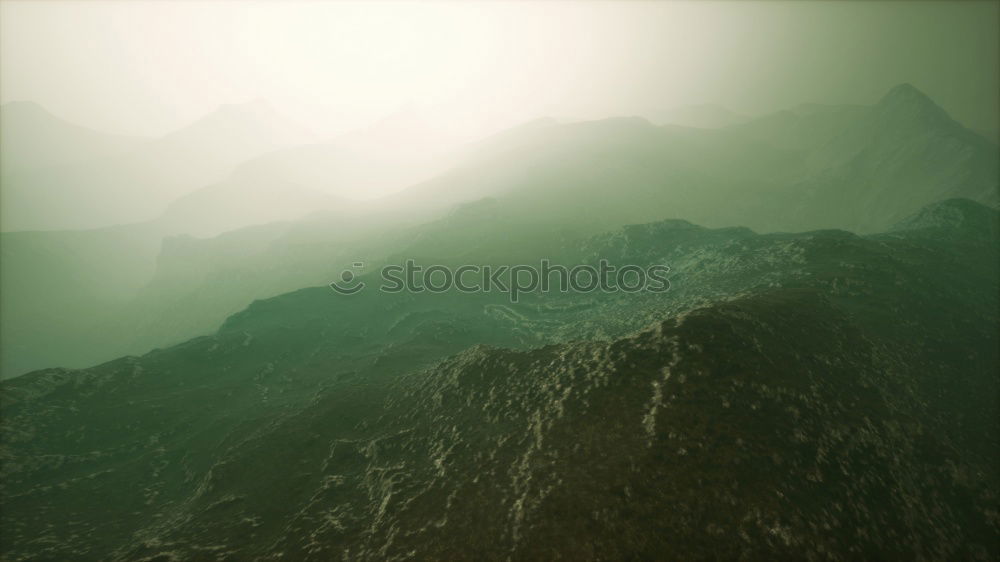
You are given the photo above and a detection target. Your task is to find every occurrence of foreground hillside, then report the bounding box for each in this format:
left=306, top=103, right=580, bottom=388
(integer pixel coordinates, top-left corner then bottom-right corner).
left=1, top=199, right=997, bottom=560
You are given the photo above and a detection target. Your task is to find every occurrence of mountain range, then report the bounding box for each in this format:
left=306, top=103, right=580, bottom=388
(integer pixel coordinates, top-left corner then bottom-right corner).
left=1, top=81, right=998, bottom=560
left=1, top=84, right=997, bottom=380
left=653, top=103, right=749, bottom=129
left=1, top=198, right=996, bottom=559
left=0, top=100, right=315, bottom=232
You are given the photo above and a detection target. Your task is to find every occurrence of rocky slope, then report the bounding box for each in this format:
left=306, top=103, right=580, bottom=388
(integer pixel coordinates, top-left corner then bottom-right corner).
left=1, top=199, right=997, bottom=560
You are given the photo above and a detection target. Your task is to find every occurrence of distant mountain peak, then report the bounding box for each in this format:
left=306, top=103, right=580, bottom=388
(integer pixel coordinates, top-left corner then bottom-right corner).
left=874, top=83, right=953, bottom=127
left=0, top=101, right=78, bottom=128
left=883, top=82, right=923, bottom=97
left=1, top=100, right=49, bottom=114
left=0, top=100, right=142, bottom=183
left=164, top=100, right=315, bottom=146
left=878, top=83, right=933, bottom=105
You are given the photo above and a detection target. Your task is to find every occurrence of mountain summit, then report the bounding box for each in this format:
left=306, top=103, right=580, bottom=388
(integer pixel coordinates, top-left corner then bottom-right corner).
left=873, top=82, right=957, bottom=131
left=158, top=99, right=315, bottom=150
left=878, top=82, right=938, bottom=106
left=0, top=101, right=142, bottom=173
left=1, top=100, right=317, bottom=232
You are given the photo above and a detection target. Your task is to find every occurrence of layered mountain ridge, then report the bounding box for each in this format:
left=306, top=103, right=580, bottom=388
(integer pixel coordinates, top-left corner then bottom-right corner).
left=2, top=84, right=996, bottom=380
left=2, top=198, right=996, bottom=560
left=0, top=100, right=315, bottom=233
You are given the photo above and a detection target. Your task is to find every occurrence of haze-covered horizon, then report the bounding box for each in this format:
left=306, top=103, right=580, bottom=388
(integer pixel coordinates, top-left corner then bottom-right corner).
left=2, top=1, right=998, bottom=139
left=1, top=79, right=994, bottom=235
left=2, top=76, right=992, bottom=146
left=3, top=1, right=997, bottom=234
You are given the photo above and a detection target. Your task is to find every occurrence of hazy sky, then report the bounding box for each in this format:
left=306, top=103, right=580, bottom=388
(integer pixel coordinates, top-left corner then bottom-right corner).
left=2, top=1, right=997, bottom=138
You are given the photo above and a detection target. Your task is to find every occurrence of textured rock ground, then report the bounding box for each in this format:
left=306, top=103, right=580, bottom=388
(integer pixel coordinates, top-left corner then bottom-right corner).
left=2, top=199, right=997, bottom=560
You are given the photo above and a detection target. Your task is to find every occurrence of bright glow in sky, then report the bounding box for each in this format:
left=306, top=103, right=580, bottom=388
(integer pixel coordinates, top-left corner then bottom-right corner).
left=2, top=1, right=997, bottom=138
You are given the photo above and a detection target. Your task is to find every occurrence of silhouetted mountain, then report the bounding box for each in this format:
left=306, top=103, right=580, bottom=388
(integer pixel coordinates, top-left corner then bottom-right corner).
left=0, top=101, right=144, bottom=174
left=1, top=101, right=314, bottom=232
left=742, top=85, right=998, bottom=232
left=398, top=84, right=997, bottom=235
left=154, top=100, right=314, bottom=153
left=875, top=83, right=956, bottom=131
left=2, top=199, right=996, bottom=560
